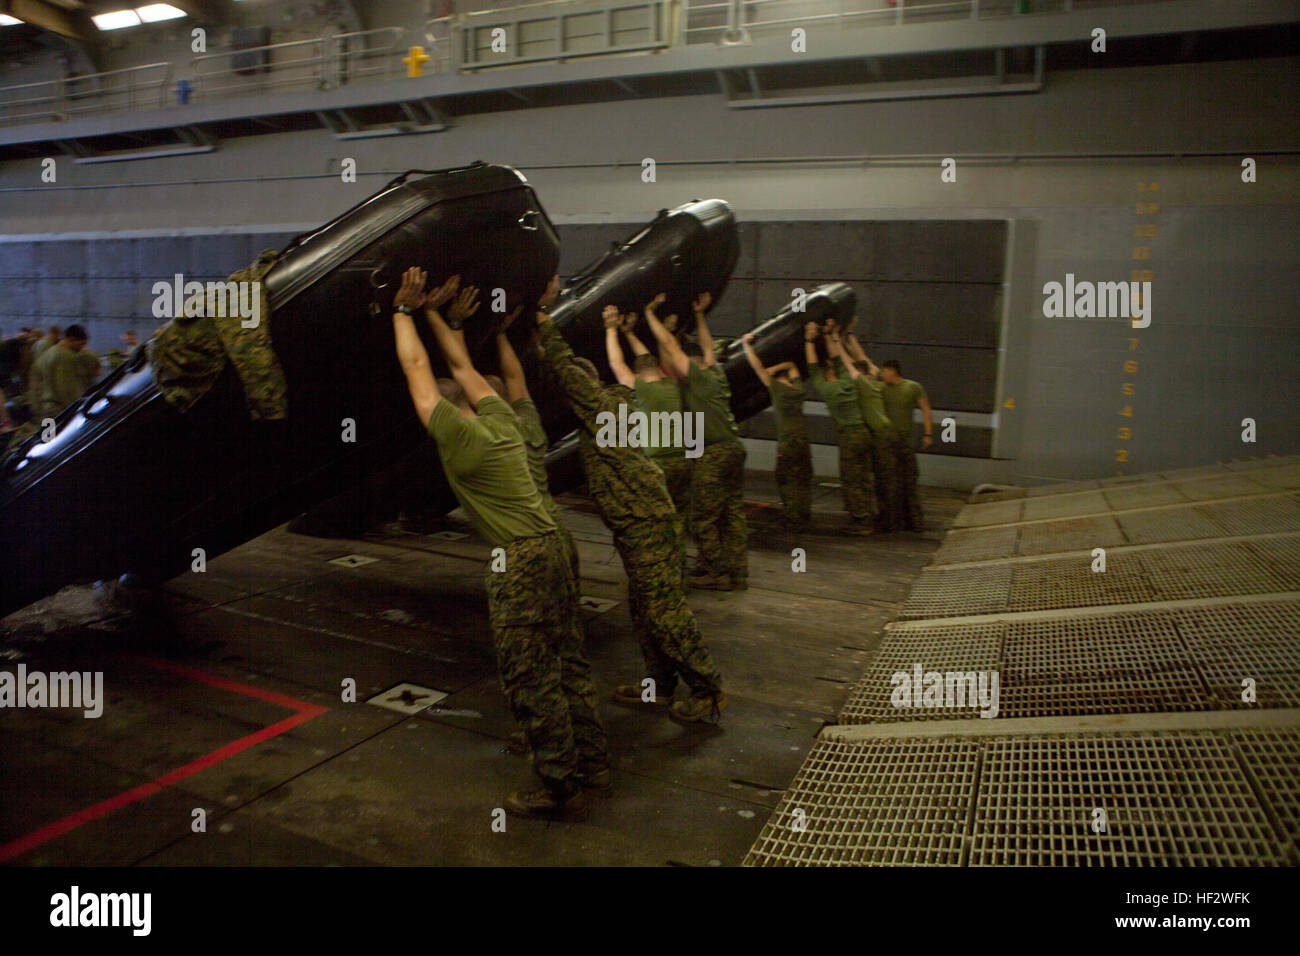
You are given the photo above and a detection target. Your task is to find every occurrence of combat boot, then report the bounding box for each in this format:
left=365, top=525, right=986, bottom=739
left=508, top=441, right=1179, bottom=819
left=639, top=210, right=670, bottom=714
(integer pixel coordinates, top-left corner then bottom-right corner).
left=669, top=691, right=729, bottom=724
left=504, top=786, right=589, bottom=822
left=577, top=765, right=614, bottom=798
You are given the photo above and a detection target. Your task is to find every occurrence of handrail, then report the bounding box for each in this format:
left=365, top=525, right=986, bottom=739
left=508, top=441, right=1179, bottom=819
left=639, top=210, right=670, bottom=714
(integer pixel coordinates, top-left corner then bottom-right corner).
left=0, top=0, right=1186, bottom=129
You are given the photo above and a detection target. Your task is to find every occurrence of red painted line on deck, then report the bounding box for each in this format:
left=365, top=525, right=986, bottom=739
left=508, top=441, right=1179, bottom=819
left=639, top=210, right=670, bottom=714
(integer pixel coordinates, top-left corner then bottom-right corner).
left=0, top=656, right=327, bottom=863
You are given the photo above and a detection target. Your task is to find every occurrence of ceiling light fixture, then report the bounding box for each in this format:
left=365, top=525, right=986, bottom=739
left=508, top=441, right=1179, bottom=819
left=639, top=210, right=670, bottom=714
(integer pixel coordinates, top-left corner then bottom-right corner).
left=136, top=3, right=188, bottom=22
left=91, top=9, right=143, bottom=30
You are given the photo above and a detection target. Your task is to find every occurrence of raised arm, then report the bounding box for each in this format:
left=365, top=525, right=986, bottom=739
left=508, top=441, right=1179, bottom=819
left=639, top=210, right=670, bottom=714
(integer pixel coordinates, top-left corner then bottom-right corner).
left=767, top=361, right=798, bottom=377
left=390, top=267, right=440, bottom=426
left=825, top=328, right=862, bottom=380
left=424, top=278, right=494, bottom=408
left=604, top=305, right=636, bottom=389
left=494, top=304, right=529, bottom=403
left=804, top=322, right=821, bottom=374
left=741, top=333, right=770, bottom=386
left=843, top=331, right=879, bottom=377
left=620, top=313, right=650, bottom=357
left=644, top=292, right=690, bottom=378
left=691, top=291, right=717, bottom=368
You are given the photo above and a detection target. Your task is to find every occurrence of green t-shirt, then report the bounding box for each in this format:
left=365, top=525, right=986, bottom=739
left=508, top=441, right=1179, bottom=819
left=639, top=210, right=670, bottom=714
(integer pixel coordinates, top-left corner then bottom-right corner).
left=809, top=362, right=865, bottom=428
left=35, top=345, right=98, bottom=417
left=685, top=362, right=740, bottom=446
left=883, top=379, right=927, bottom=436
left=511, top=397, right=562, bottom=523
left=633, top=377, right=683, bottom=459
left=854, top=375, right=893, bottom=434
left=768, top=378, right=807, bottom=440
left=426, top=394, right=557, bottom=547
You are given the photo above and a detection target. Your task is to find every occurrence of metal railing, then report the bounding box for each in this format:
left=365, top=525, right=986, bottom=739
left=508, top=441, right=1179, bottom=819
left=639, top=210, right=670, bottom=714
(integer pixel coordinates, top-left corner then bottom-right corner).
left=190, top=27, right=407, bottom=100
left=0, top=62, right=172, bottom=127
left=450, top=0, right=670, bottom=70
left=682, top=0, right=1174, bottom=43
left=0, top=0, right=1184, bottom=128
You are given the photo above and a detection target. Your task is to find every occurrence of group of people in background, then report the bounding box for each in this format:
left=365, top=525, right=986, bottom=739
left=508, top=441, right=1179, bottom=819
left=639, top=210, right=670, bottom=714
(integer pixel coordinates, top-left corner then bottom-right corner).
left=1, top=325, right=139, bottom=443
left=743, top=318, right=931, bottom=536
left=385, top=270, right=933, bottom=822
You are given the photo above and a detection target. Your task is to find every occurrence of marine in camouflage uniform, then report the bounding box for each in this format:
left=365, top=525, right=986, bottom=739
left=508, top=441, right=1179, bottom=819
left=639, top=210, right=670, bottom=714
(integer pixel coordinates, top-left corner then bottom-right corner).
left=685, top=364, right=748, bottom=586
left=808, top=353, right=875, bottom=533
left=881, top=372, right=930, bottom=532
left=837, top=330, right=906, bottom=532
left=392, top=268, right=606, bottom=819
left=512, top=394, right=580, bottom=583
left=742, top=333, right=811, bottom=529
left=537, top=316, right=725, bottom=719
left=770, top=376, right=813, bottom=527
left=852, top=369, right=901, bottom=532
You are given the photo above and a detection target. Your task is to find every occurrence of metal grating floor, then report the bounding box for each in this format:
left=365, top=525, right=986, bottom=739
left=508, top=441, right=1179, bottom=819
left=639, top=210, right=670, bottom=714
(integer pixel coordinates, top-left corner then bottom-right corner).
left=931, top=525, right=1020, bottom=565
left=903, top=565, right=1013, bottom=618
left=1117, top=506, right=1228, bottom=544
left=1174, top=475, right=1271, bottom=500
left=754, top=458, right=1300, bottom=866
left=1016, top=516, right=1125, bottom=556
left=745, top=728, right=1299, bottom=866
left=952, top=499, right=1024, bottom=528
left=842, top=601, right=1300, bottom=723
left=1020, top=492, right=1109, bottom=521
left=969, top=731, right=1293, bottom=866
left=744, top=737, right=982, bottom=866
left=1103, top=483, right=1190, bottom=510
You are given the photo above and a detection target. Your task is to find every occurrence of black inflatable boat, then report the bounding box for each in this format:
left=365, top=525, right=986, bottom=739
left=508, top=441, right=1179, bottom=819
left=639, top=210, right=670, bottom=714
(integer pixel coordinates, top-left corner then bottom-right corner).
left=0, top=163, right=561, bottom=617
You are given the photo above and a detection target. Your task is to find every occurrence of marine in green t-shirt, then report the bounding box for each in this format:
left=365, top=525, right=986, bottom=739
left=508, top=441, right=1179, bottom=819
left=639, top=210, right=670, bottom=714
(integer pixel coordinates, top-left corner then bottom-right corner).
left=877, top=359, right=932, bottom=531
left=633, top=377, right=684, bottom=459
left=542, top=305, right=725, bottom=718
left=768, top=377, right=808, bottom=440
left=853, top=373, right=894, bottom=435
left=806, top=327, right=875, bottom=532
left=510, top=396, right=563, bottom=525
left=685, top=362, right=741, bottom=447
left=426, top=394, right=556, bottom=547
left=743, top=333, right=811, bottom=529
left=808, top=359, right=865, bottom=429
left=387, top=268, right=607, bottom=820
left=882, top=377, right=928, bottom=438
left=641, top=293, right=747, bottom=598
left=34, top=332, right=98, bottom=418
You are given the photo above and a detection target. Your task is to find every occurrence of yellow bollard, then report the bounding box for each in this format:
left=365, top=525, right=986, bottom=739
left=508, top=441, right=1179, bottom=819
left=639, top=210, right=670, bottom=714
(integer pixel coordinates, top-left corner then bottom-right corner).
left=403, top=45, right=430, bottom=78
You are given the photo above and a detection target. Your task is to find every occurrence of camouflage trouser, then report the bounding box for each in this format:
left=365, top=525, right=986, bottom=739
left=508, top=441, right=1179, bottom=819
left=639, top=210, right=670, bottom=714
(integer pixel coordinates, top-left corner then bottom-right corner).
left=690, top=441, right=748, bottom=580
left=486, top=531, right=608, bottom=796
left=775, top=434, right=812, bottom=525
left=653, top=454, right=693, bottom=549
left=616, top=521, right=723, bottom=699
left=654, top=456, right=693, bottom=518
left=891, top=432, right=924, bottom=530
left=869, top=434, right=901, bottom=532
left=837, top=422, right=876, bottom=525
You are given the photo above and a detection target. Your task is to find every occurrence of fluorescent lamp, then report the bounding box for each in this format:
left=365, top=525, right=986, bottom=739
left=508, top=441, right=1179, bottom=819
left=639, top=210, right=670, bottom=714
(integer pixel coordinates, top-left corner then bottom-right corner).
left=92, top=9, right=142, bottom=30
left=136, top=4, right=188, bottom=22
left=0, top=14, right=25, bottom=26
